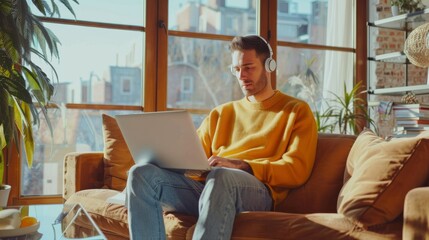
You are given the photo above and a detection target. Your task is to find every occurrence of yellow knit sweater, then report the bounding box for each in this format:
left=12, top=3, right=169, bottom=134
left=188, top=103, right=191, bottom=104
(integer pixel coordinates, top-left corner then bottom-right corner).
left=196, top=90, right=318, bottom=208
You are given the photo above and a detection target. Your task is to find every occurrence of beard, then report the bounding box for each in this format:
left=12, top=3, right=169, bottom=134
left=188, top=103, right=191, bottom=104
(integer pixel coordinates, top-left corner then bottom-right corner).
left=240, top=71, right=268, bottom=97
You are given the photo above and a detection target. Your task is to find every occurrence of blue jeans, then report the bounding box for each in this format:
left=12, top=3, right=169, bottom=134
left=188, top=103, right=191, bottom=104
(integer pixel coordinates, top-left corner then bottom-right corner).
left=126, top=163, right=272, bottom=240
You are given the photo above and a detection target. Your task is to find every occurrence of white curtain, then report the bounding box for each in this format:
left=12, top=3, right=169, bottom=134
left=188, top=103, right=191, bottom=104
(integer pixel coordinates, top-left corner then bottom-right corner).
left=322, top=0, right=355, bottom=102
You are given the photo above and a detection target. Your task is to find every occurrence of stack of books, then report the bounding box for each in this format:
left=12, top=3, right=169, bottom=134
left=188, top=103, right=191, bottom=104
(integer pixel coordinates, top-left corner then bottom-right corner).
left=393, top=103, right=429, bottom=137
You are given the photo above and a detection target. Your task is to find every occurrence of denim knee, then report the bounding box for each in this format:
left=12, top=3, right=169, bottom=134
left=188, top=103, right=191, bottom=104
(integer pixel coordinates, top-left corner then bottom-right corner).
left=205, top=168, right=241, bottom=188
left=128, top=163, right=160, bottom=185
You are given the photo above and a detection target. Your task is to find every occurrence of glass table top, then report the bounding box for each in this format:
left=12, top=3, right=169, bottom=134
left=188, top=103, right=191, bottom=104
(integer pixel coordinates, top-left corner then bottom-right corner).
left=1, top=203, right=106, bottom=240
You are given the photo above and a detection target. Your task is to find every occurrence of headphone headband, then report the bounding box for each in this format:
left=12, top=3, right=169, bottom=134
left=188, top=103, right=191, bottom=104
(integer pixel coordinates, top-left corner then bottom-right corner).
left=251, top=35, right=277, bottom=73
left=255, top=35, right=273, bottom=59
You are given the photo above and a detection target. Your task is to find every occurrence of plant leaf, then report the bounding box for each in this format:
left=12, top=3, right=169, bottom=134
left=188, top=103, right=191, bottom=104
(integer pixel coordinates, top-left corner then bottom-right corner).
left=0, top=75, right=32, bottom=103
left=31, top=0, right=46, bottom=15
left=13, top=100, right=33, bottom=168
left=58, top=0, right=77, bottom=18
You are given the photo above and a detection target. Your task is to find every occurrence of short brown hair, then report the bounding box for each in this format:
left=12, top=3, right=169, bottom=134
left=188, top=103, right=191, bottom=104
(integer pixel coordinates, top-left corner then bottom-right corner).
left=229, top=35, right=270, bottom=63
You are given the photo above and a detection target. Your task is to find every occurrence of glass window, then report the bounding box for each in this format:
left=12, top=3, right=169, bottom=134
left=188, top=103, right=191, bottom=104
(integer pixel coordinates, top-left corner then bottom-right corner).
left=21, top=108, right=140, bottom=196
left=276, top=47, right=354, bottom=112
left=32, top=0, right=144, bottom=26
left=167, top=0, right=260, bottom=128
left=22, top=108, right=104, bottom=196
left=20, top=1, right=146, bottom=198
left=167, top=36, right=240, bottom=112
left=277, top=0, right=354, bottom=48
left=168, top=0, right=257, bottom=35
left=33, top=23, right=144, bottom=105
left=276, top=0, right=356, bottom=130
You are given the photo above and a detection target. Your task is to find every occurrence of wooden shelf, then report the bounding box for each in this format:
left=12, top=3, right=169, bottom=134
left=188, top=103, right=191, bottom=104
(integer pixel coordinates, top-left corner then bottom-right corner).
left=368, top=51, right=407, bottom=63
left=370, top=8, right=429, bottom=30
left=368, top=84, right=429, bottom=95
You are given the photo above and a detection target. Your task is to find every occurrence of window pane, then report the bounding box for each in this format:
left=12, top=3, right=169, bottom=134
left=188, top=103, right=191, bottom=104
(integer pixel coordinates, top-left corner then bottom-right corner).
left=277, top=0, right=354, bottom=48
left=21, top=1, right=146, bottom=198
left=276, top=47, right=354, bottom=112
left=35, top=23, right=144, bottom=105
left=32, top=0, right=144, bottom=26
left=21, top=109, right=140, bottom=196
left=169, top=0, right=258, bottom=35
left=167, top=36, right=242, bottom=110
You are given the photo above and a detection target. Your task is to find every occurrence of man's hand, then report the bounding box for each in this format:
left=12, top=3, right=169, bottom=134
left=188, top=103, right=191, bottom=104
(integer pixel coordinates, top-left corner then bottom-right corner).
left=208, top=156, right=253, bottom=174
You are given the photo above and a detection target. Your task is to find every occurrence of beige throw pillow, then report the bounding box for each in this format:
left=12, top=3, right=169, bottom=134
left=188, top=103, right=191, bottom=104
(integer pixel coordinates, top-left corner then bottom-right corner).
left=337, top=129, right=429, bottom=227
left=102, top=114, right=134, bottom=191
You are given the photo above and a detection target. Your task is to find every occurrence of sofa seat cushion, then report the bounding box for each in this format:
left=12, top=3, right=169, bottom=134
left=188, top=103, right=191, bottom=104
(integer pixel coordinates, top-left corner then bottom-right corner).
left=65, top=189, right=197, bottom=239
left=337, top=130, right=429, bottom=227
left=186, top=212, right=400, bottom=240
left=65, top=189, right=401, bottom=240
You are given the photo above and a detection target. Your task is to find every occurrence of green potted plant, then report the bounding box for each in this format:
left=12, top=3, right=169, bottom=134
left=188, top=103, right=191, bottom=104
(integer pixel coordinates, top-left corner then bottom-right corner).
left=0, top=0, right=78, bottom=203
left=317, top=82, right=377, bottom=135
left=390, top=0, right=425, bottom=15
left=0, top=184, right=11, bottom=206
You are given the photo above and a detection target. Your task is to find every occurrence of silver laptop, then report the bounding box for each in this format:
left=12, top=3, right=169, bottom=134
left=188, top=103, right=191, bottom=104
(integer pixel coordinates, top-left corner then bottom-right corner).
left=115, top=111, right=211, bottom=171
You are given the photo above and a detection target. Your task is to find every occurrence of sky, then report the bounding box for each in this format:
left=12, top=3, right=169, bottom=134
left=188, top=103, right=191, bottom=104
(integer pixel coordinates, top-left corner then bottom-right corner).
left=33, top=0, right=144, bottom=83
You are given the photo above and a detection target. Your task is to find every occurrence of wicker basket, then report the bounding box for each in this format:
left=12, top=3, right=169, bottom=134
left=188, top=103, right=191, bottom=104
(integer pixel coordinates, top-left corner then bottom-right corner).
left=404, top=22, right=429, bottom=68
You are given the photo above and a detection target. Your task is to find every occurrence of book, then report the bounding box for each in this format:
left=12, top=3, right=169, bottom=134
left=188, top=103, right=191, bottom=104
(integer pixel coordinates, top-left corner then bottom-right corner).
left=393, top=127, right=429, bottom=137
left=396, top=119, right=429, bottom=125
left=395, top=117, right=429, bottom=121
left=394, top=103, right=429, bottom=116
left=393, top=133, right=421, bottom=138
left=396, top=129, right=429, bottom=135
left=395, top=112, right=429, bottom=118
left=393, top=123, right=429, bottom=137
left=395, top=125, right=429, bottom=131
left=393, top=103, right=429, bottom=109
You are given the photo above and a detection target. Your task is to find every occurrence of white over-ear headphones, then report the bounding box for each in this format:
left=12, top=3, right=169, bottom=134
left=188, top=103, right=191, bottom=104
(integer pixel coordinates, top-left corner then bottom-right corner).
left=230, top=35, right=277, bottom=75
left=255, top=35, right=277, bottom=73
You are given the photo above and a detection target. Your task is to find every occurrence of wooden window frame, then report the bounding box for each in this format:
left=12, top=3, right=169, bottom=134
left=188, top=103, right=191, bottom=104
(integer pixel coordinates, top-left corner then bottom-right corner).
left=5, top=0, right=367, bottom=205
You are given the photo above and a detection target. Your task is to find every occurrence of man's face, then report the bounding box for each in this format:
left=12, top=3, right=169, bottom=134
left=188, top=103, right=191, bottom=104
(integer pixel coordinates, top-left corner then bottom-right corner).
left=231, top=49, right=268, bottom=97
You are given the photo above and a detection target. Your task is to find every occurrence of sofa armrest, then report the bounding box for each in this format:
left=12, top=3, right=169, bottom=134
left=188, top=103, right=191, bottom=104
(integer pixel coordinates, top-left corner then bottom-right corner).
left=63, top=152, right=105, bottom=200
left=403, top=187, right=429, bottom=239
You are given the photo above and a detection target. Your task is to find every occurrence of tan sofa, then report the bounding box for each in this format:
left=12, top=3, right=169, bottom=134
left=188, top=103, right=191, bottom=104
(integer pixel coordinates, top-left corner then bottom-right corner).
left=62, top=115, right=429, bottom=239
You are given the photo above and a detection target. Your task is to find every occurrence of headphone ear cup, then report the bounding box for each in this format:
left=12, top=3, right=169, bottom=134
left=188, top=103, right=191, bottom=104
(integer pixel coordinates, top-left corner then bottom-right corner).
left=265, top=58, right=277, bottom=72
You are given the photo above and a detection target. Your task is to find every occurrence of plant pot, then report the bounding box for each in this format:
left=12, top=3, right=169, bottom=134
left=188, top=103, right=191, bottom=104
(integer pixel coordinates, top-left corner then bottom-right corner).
left=391, top=5, right=400, bottom=16
left=0, top=184, right=11, bottom=206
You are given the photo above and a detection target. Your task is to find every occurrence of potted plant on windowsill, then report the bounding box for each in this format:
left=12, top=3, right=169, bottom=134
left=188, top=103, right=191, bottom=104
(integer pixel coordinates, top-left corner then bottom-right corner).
left=0, top=185, right=11, bottom=207
left=316, top=82, right=377, bottom=135
left=0, top=0, right=78, bottom=205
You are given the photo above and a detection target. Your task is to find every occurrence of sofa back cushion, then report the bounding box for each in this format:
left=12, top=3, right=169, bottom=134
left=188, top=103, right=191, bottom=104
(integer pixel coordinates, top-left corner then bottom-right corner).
left=102, top=114, right=134, bottom=191
left=337, top=129, right=429, bottom=227
left=278, top=133, right=356, bottom=213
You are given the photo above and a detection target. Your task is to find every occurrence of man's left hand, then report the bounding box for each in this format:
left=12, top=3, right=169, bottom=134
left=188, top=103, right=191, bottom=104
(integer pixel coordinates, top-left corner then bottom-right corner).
left=208, top=156, right=253, bottom=174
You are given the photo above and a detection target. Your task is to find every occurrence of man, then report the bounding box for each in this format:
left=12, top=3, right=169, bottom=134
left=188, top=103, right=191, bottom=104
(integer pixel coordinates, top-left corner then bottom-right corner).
left=127, top=35, right=318, bottom=240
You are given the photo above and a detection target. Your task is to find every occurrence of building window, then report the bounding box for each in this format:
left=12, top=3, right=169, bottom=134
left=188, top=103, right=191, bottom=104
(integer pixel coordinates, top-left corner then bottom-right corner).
left=122, top=78, right=131, bottom=94
left=180, top=76, right=194, bottom=102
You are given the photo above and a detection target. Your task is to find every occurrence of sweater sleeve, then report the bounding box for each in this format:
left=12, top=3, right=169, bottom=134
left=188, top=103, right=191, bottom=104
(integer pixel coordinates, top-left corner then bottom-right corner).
left=245, top=102, right=318, bottom=188
left=196, top=114, right=213, bottom=159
